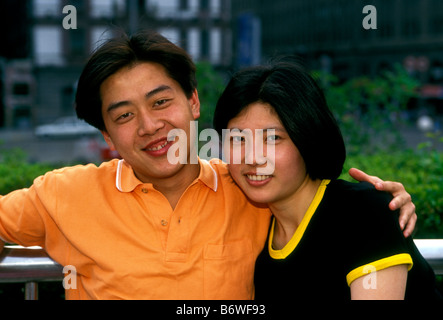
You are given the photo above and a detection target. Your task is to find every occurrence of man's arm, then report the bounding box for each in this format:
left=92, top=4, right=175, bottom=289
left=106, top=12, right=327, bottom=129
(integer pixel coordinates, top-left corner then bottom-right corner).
left=348, top=168, right=417, bottom=238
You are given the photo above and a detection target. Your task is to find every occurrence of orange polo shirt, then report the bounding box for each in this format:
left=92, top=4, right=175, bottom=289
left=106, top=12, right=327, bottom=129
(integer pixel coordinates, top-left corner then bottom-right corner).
left=0, top=158, right=271, bottom=299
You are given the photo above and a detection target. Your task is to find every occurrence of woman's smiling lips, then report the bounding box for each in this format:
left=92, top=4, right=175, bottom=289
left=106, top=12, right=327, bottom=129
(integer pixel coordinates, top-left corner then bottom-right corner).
left=244, top=172, right=273, bottom=186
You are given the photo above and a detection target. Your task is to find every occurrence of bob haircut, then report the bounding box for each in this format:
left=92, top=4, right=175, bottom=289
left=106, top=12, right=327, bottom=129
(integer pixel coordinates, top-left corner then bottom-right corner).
left=75, top=30, right=197, bottom=131
left=213, top=60, right=346, bottom=181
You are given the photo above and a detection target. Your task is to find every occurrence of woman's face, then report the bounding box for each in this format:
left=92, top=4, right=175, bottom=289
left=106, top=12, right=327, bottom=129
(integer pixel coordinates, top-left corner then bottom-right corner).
left=226, top=102, right=310, bottom=205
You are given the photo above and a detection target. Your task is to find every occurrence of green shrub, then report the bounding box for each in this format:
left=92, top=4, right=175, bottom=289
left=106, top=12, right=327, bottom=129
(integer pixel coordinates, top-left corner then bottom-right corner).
left=195, top=61, right=225, bottom=130
left=341, top=149, right=443, bottom=238
left=314, top=64, right=420, bottom=156
left=0, top=148, right=55, bottom=195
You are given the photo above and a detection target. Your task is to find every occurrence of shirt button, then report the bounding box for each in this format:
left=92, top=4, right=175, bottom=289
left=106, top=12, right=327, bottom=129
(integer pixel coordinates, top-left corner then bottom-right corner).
left=161, top=220, right=168, bottom=226
left=141, top=188, right=148, bottom=193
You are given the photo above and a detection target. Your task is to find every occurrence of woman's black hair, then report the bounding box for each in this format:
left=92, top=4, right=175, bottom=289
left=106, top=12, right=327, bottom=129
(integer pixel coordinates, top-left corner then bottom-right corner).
left=213, top=60, right=346, bottom=180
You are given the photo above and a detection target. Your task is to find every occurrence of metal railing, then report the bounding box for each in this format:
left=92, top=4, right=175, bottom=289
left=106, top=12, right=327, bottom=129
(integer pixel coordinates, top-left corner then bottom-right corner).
left=1, top=240, right=443, bottom=300
left=0, top=245, right=63, bottom=300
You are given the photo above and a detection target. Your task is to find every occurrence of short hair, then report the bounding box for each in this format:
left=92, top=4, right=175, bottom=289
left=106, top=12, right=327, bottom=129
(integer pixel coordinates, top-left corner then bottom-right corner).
left=75, top=30, right=197, bottom=131
left=213, top=60, right=346, bottom=180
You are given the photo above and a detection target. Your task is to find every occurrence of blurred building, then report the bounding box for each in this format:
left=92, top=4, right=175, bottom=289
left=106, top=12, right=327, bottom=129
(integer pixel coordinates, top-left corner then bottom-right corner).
left=232, top=0, right=443, bottom=84
left=2, top=0, right=443, bottom=129
left=231, top=0, right=443, bottom=118
left=0, top=0, right=232, bottom=128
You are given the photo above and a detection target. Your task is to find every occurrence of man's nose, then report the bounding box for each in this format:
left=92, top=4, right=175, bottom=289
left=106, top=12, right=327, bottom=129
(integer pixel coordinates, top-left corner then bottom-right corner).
left=137, top=112, right=165, bottom=136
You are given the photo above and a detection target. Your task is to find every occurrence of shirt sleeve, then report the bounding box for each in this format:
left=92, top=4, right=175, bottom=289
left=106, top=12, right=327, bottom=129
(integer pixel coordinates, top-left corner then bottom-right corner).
left=340, top=181, right=413, bottom=286
left=0, top=172, right=58, bottom=247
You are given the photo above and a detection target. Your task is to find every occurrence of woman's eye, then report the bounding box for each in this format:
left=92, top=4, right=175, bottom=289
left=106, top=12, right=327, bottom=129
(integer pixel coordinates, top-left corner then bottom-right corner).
left=266, top=135, right=279, bottom=143
left=231, top=135, right=244, bottom=143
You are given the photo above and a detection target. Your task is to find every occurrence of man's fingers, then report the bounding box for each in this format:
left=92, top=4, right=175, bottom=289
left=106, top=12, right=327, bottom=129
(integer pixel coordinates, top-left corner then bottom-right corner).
left=401, top=212, right=417, bottom=238
left=348, top=167, right=383, bottom=187
left=386, top=182, right=411, bottom=210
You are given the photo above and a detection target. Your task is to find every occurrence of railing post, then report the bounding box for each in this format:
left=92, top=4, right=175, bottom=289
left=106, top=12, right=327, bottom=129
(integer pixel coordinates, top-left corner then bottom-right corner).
left=25, top=282, right=38, bottom=300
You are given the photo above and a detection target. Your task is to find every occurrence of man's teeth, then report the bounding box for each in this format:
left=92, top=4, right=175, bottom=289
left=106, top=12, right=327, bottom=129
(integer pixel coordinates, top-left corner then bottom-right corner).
left=147, top=141, right=168, bottom=151
left=247, top=174, right=271, bottom=181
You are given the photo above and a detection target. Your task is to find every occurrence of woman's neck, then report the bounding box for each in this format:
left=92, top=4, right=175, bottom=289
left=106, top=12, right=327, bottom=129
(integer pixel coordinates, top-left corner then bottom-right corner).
left=269, top=177, right=322, bottom=250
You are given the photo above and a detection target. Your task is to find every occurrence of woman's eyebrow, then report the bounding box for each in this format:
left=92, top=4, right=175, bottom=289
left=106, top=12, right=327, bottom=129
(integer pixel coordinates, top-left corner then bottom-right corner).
left=262, top=127, right=284, bottom=132
left=227, top=127, right=284, bottom=132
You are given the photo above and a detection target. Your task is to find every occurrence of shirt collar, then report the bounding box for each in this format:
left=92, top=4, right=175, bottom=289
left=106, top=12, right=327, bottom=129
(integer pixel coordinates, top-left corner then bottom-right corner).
left=115, top=158, right=218, bottom=193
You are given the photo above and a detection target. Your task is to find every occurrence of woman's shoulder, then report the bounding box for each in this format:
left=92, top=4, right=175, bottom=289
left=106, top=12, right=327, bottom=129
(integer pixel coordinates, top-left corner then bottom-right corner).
left=327, top=179, right=393, bottom=209
left=323, top=179, right=398, bottom=235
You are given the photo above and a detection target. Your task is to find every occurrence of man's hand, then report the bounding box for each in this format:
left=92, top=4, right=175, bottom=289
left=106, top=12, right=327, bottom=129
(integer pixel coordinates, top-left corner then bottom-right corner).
left=349, top=168, right=417, bottom=238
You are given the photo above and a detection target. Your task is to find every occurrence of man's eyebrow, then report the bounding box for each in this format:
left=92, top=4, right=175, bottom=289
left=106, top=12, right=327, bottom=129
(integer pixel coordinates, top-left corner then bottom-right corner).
left=106, top=85, right=173, bottom=113
left=145, top=85, right=173, bottom=100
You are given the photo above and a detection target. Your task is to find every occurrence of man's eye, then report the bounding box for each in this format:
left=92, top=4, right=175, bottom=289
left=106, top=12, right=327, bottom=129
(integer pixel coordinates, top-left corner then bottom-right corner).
left=116, top=112, right=132, bottom=121
left=154, top=99, right=169, bottom=107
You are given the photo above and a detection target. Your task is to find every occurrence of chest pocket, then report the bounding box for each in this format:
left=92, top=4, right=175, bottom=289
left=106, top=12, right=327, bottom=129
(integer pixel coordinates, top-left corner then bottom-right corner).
left=203, top=239, right=255, bottom=299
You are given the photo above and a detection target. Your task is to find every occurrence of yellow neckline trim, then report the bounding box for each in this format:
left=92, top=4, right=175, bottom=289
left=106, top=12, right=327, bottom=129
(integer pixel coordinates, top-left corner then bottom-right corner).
left=269, top=179, right=330, bottom=260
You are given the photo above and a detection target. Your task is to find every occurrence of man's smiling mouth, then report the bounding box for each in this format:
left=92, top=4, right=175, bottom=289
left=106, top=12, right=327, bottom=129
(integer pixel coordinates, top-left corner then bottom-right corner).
left=142, top=138, right=173, bottom=156
left=146, top=141, right=168, bottom=151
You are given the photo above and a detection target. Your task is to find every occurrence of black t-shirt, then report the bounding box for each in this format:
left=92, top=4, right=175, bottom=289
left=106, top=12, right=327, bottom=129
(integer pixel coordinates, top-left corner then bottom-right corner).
left=254, top=179, right=441, bottom=301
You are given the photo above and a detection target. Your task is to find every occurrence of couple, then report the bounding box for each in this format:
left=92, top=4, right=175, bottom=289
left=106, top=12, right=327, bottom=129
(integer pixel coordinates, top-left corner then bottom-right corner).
left=0, top=30, right=436, bottom=299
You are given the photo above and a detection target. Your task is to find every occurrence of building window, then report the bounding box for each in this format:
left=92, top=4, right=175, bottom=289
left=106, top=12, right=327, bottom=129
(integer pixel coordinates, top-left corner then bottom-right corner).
left=210, top=28, right=221, bottom=64
left=33, top=26, right=64, bottom=66
left=33, top=0, right=61, bottom=17
left=90, top=0, right=126, bottom=18
left=188, top=28, right=201, bottom=61
left=12, top=83, right=30, bottom=96
left=210, top=0, right=221, bottom=16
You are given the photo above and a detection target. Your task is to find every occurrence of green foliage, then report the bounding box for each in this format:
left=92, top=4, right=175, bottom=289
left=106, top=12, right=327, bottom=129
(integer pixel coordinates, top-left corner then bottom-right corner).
left=195, top=61, right=226, bottom=130
left=314, top=64, right=420, bottom=155
left=341, top=148, right=443, bottom=238
left=0, top=148, right=55, bottom=195
left=319, top=64, right=442, bottom=238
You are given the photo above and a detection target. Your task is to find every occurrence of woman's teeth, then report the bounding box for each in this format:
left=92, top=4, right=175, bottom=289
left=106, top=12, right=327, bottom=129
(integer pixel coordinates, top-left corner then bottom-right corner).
left=247, top=174, right=271, bottom=181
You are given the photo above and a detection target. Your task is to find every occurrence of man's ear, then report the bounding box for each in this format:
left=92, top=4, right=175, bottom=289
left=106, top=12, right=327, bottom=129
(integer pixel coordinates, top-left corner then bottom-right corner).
left=101, top=131, right=116, bottom=151
left=190, top=89, right=200, bottom=120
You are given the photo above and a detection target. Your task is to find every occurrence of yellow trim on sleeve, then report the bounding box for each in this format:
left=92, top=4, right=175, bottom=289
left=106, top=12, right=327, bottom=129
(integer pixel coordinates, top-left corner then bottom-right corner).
left=346, top=253, right=413, bottom=286
left=269, top=179, right=330, bottom=260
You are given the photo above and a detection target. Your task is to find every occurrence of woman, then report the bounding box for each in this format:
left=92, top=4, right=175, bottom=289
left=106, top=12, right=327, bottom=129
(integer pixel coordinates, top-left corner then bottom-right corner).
left=213, top=60, right=441, bottom=300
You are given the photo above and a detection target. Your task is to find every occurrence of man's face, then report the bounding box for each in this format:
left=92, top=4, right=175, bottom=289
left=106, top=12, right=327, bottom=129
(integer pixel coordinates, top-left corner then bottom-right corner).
left=100, top=62, right=200, bottom=183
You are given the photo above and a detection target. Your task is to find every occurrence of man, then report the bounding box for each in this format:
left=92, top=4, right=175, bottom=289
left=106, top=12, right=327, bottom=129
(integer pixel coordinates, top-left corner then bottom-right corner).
left=0, top=31, right=416, bottom=299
